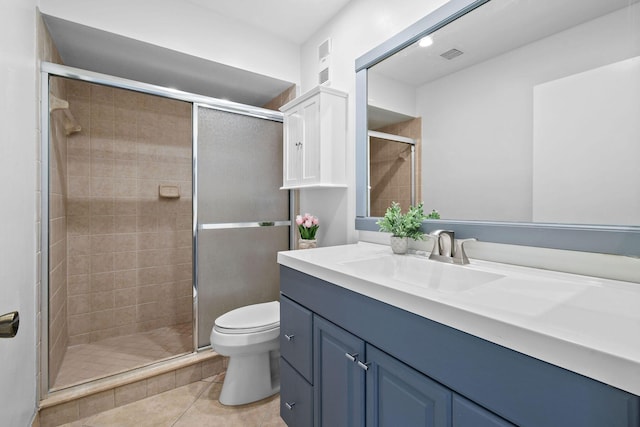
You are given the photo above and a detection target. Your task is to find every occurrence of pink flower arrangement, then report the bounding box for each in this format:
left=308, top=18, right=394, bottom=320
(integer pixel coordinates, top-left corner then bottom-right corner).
left=296, top=213, right=319, bottom=240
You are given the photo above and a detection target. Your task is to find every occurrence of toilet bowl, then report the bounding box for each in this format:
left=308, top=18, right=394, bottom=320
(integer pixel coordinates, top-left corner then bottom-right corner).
left=210, top=301, right=280, bottom=406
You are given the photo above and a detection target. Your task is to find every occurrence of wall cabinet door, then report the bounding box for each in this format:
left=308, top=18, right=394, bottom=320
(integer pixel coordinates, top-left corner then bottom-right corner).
left=283, top=107, right=303, bottom=187
left=299, top=97, right=320, bottom=184
left=314, top=316, right=366, bottom=427
left=366, top=344, right=452, bottom=427
left=283, top=96, right=321, bottom=187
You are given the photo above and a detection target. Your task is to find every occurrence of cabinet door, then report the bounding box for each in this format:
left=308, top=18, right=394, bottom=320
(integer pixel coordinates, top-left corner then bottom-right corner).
left=280, top=295, right=313, bottom=383
left=281, top=358, right=314, bottom=427
left=453, top=395, right=515, bottom=427
left=366, top=345, right=452, bottom=427
left=283, top=107, right=302, bottom=187
left=314, top=316, right=366, bottom=427
left=300, top=97, right=320, bottom=184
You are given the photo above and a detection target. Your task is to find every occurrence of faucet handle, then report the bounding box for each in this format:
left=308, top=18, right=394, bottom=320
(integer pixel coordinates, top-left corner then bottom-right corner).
left=428, top=230, right=455, bottom=257
left=453, top=238, right=477, bottom=265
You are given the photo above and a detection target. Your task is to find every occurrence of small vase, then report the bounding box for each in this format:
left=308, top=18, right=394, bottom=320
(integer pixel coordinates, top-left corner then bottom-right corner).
left=298, top=238, right=317, bottom=250
left=390, top=236, right=408, bottom=254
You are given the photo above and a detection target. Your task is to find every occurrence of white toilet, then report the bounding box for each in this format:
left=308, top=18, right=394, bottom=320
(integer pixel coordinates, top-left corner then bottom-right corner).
left=210, top=301, right=280, bottom=406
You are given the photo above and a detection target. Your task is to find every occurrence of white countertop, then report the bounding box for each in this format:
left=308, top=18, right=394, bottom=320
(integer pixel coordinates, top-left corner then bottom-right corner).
left=277, top=242, right=640, bottom=396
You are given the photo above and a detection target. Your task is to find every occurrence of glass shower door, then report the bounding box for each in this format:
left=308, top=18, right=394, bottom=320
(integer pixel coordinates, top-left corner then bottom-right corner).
left=195, top=105, right=290, bottom=348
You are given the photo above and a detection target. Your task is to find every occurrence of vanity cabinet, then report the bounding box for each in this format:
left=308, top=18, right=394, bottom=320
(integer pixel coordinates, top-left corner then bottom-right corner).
left=280, top=265, right=640, bottom=427
left=282, top=297, right=454, bottom=427
left=279, top=86, right=347, bottom=189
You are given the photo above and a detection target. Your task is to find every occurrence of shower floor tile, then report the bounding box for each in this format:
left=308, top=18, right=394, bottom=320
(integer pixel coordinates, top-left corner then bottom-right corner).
left=52, top=323, right=193, bottom=390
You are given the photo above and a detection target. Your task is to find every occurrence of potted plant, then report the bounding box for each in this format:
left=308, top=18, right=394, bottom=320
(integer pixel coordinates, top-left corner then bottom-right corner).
left=377, top=202, right=427, bottom=254
left=296, top=213, right=319, bottom=249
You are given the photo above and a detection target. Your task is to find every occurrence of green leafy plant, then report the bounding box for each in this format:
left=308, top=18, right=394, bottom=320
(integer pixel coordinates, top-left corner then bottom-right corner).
left=376, top=202, right=427, bottom=240
left=426, top=209, right=440, bottom=219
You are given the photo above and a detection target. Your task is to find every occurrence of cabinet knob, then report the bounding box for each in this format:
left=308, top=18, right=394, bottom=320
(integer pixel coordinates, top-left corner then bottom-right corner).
left=285, top=401, right=296, bottom=410
left=357, top=360, right=371, bottom=371
left=284, top=334, right=295, bottom=341
left=345, top=352, right=359, bottom=362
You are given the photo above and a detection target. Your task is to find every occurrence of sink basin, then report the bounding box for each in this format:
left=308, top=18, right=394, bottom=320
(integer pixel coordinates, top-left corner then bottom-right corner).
left=340, top=254, right=504, bottom=293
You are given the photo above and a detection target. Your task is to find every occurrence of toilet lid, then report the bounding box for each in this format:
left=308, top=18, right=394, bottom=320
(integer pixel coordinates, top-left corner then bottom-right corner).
left=214, top=301, right=279, bottom=333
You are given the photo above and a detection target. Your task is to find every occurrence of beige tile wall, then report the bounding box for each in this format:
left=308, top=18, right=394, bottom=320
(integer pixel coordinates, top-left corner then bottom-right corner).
left=370, top=117, right=422, bottom=216
left=65, top=80, right=193, bottom=345
left=262, top=84, right=297, bottom=111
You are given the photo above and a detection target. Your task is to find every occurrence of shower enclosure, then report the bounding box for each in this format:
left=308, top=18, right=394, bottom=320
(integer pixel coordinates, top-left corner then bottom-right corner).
left=41, top=63, right=290, bottom=395
left=368, top=131, right=417, bottom=217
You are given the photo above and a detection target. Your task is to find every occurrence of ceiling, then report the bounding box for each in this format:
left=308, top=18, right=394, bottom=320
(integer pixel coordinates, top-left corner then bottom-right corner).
left=371, top=0, right=639, bottom=87
left=43, top=1, right=353, bottom=106
left=186, top=0, right=353, bottom=44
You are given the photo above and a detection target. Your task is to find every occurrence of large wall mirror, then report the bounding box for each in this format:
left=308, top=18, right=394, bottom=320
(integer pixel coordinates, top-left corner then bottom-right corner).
left=355, top=0, right=640, bottom=256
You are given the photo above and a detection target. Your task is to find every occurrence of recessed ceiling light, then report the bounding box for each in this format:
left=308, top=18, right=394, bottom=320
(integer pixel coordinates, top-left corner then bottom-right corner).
left=418, top=36, right=433, bottom=48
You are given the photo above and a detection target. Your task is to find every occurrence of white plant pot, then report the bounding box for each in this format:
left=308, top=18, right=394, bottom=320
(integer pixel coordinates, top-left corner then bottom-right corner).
left=390, top=236, right=408, bottom=254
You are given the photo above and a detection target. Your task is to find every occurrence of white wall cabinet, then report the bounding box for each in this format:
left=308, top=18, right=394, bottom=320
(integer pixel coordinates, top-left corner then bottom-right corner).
left=280, top=86, right=347, bottom=189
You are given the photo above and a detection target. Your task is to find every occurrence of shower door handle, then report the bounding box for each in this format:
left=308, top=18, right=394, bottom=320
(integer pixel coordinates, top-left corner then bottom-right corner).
left=0, top=311, right=19, bottom=338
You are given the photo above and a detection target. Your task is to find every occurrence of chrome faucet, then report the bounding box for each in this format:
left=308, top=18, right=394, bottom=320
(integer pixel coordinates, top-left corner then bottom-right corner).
left=428, top=230, right=476, bottom=265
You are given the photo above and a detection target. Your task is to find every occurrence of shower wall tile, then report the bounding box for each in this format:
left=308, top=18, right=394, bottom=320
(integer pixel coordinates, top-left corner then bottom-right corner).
left=68, top=274, right=90, bottom=296
left=66, top=81, right=193, bottom=345
left=370, top=117, right=422, bottom=217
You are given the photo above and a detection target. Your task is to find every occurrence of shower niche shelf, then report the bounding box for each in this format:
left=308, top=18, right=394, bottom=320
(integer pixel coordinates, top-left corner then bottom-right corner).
left=280, top=86, right=347, bottom=190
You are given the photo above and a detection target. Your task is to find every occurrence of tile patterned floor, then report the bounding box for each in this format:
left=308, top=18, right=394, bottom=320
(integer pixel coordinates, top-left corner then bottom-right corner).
left=53, top=324, right=193, bottom=390
left=59, top=373, right=286, bottom=427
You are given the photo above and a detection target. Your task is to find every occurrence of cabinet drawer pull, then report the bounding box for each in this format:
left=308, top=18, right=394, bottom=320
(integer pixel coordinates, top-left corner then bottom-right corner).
left=284, top=334, right=295, bottom=341
left=285, top=401, right=296, bottom=410
left=345, top=352, right=359, bottom=362
left=357, top=361, right=371, bottom=371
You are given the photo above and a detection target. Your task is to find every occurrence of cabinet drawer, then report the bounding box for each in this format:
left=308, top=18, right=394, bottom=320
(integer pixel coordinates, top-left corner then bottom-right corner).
left=280, top=358, right=313, bottom=427
left=280, top=295, right=313, bottom=382
left=453, top=394, right=515, bottom=427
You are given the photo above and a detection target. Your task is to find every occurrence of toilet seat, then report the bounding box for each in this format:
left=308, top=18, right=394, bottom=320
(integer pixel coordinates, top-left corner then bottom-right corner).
left=214, top=301, right=279, bottom=334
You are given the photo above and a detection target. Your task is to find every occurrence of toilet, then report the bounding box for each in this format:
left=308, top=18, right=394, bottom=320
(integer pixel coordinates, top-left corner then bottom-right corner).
left=210, top=301, right=280, bottom=406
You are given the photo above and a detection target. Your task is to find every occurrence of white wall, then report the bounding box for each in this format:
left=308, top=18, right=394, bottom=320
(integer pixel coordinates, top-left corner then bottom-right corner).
left=0, top=0, right=38, bottom=425
left=298, top=0, right=448, bottom=246
left=533, top=57, right=640, bottom=225
left=416, top=4, right=640, bottom=222
left=38, top=0, right=300, bottom=85
left=368, top=72, right=416, bottom=117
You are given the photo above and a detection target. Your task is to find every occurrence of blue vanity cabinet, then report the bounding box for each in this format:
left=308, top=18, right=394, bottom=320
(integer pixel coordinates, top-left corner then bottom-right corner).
left=280, top=296, right=314, bottom=426
left=314, top=316, right=366, bottom=426
left=281, top=358, right=314, bottom=427
left=280, top=296, right=313, bottom=382
left=280, top=266, right=640, bottom=427
left=453, top=395, right=515, bottom=427
left=366, top=344, right=452, bottom=426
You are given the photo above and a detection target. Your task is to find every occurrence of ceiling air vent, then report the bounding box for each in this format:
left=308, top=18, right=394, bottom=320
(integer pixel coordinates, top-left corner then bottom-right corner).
left=440, top=48, right=463, bottom=60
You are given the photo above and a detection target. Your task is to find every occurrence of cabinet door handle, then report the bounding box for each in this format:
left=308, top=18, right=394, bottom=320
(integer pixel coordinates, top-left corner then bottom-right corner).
left=345, top=352, right=359, bottom=362
left=357, top=361, right=371, bottom=371
left=284, top=334, right=295, bottom=341
left=285, top=401, right=296, bottom=410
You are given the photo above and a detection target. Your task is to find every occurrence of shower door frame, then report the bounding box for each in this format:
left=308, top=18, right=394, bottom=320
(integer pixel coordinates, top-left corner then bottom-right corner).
left=40, top=62, right=293, bottom=397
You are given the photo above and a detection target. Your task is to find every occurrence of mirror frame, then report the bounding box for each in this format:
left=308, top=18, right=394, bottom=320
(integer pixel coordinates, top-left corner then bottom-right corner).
left=355, top=0, right=640, bottom=256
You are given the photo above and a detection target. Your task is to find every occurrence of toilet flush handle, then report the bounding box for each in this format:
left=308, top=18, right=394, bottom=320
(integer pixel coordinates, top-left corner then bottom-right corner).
left=284, top=334, right=295, bottom=341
